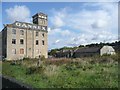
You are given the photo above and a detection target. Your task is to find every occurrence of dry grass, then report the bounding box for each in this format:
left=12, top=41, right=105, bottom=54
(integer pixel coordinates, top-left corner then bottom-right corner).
left=44, top=65, right=59, bottom=77
left=2, top=54, right=118, bottom=88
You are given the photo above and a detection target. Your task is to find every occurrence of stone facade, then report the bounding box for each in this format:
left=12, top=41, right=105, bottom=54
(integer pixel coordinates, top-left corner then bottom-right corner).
left=1, top=12, right=48, bottom=60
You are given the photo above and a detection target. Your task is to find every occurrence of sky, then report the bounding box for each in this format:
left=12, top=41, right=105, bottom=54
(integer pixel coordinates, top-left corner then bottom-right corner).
left=1, top=1, right=118, bottom=50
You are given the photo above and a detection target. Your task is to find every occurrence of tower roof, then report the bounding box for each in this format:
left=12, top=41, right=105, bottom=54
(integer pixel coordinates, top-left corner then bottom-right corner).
left=32, top=12, right=47, bottom=18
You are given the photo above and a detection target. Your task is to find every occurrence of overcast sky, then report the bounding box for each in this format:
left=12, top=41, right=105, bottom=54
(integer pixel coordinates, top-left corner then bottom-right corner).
left=1, top=1, right=118, bottom=50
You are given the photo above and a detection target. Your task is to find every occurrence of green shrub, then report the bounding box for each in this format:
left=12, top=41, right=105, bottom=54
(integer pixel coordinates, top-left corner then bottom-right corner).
left=26, top=65, right=45, bottom=75
left=10, top=61, right=16, bottom=65
left=44, top=65, right=59, bottom=77
left=2, top=56, right=118, bottom=88
left=40, top=55, right=46, bottom=61
left=23, top=57, right=31, bottom=61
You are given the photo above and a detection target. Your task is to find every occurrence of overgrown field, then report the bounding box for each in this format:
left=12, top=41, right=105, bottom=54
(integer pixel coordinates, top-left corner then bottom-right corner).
left=2, top=55, right=118, bottom=88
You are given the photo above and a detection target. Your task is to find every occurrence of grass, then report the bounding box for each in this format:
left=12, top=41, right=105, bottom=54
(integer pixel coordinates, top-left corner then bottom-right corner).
left=2, top=55, right=118, bottom=88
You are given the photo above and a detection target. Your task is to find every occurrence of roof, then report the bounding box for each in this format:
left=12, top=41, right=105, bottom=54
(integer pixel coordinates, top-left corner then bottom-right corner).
left=7, top=21, right=38, bottom=26
left=75, top=47, right=101, bottom=53
left=3, top=21, right=48, bottom=32
left=113, top=45, right=120, bottom=52
left=3, top=21, right=36, bottom=28
left=55, top=50, right=73, bottom=55
left=32, top=12, right=47, bottom=18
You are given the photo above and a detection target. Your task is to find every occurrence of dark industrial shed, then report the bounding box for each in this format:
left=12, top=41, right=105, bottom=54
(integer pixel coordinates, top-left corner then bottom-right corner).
left=54, top=46, right=116, bottom=58
left=72, top=47, right=101, bottom=58
left=55, top=50, right=74, bottom=58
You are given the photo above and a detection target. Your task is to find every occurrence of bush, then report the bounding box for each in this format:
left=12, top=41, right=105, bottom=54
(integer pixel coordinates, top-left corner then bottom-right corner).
left=44, top=65, right=59, bottom=77
left=41, top=55, right=46, bottom=61
left=10, top=61, right=16, bottom=65
left=23, top=57, right=31, bottom=61
left=26, top=65, right=45, bottom=75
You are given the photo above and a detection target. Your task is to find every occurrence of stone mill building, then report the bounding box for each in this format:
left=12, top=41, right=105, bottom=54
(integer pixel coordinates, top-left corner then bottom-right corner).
left=0, top=12, right=48, bottom=60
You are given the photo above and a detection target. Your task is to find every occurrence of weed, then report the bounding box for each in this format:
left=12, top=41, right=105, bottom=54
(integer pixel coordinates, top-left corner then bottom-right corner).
left=2, top=55, right=118, bottom=88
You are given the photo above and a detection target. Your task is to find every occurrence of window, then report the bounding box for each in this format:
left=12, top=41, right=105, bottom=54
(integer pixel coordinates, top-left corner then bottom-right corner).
left=12, top=29, right=16, bottom=34
left=12, top=49, right=16, bottom=54
left=36, top=31, right=39, bottom=36
left=20, top=30, right=24, bottom=35
left=20, top=39, right=24, bottom=44
left=12, top=39, right=16, bottom=44
left=42, top=40, right=44, bottom=45
left=42, top=33, right=44, bottom=37
left=36, top=40, right=39, bottom=45
left=20, top=48, right=24, bottom=54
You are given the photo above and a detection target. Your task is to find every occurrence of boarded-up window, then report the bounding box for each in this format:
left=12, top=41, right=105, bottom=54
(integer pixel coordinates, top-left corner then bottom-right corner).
left=20, top=48, right=24, bottom=54
left=12, top=49, right=16, bottom=54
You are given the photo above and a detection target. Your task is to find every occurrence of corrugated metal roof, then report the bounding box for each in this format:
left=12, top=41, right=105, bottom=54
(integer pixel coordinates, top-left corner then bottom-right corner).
left=75, top=47, right=101, bottom=53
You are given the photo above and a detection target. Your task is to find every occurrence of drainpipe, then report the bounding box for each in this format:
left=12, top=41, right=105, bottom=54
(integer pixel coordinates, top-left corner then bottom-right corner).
left=26, top=28, right=27, bottom=57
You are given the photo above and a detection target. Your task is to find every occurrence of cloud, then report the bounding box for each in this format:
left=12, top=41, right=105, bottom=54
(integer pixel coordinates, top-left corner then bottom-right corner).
left=2, top=0, right=119, bottom=2
left=47, top=2, right=118, bottom=49
left=5, top=5, right=31, bottom=22
left=48, top=27, right=51, bottom=32
left=50, top=7, right=69, bottom=28
left=60, top=29, right=71, bottom=36
left=48, top=27, right=75, bottom=49
left=55, top=40, right=60, bottom=43
left=48, top=28, right=71, bottom=37
left=51, top=16, right=65, bottom=28
left=66, top=31, right=117, bottom=47
left=91, top=19, right=108, bottom=29
left=49, top=2, right=118, bottom=49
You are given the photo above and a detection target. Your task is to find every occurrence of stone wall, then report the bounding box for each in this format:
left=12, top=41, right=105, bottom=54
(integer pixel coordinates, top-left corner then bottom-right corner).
left=6, top=26, right=48, bottom=60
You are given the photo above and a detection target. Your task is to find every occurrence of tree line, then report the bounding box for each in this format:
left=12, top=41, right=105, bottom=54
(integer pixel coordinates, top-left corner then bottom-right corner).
left=48, top=41, right=120, bottom=56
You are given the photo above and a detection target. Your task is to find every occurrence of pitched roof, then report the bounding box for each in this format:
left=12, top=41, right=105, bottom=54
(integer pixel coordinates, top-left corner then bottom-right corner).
left=32, top=12, right=47, bottom=18
left=5, top=21, right=38, bottom=27
left=56, top=50, right=71, bottom=54
left=113, top=45, right=120, bottom=52
left=75, top=47, right=101, bottom=53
